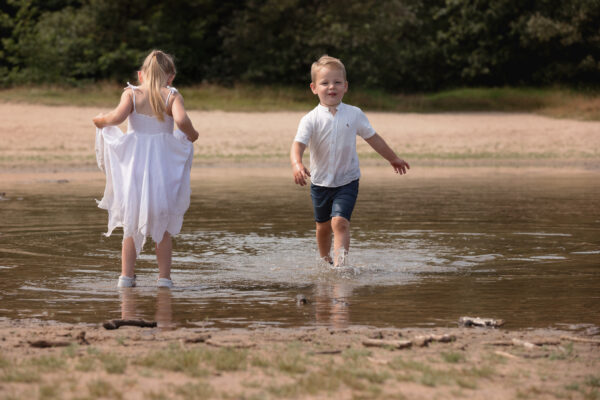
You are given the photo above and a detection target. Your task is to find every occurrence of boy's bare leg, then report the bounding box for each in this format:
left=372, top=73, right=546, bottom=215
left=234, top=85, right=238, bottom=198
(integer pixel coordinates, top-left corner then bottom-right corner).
left=156, top=232, right=172, bottom=280
left=121, top=237, right=136, bottom=278
left=316, top=221, right=333, bottom=263
left=332, top=216, right=350, bottom=266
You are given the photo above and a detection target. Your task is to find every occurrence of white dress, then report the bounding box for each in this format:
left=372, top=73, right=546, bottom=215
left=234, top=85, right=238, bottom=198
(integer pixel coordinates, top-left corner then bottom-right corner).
left=96, top=83, right=194, bottom=255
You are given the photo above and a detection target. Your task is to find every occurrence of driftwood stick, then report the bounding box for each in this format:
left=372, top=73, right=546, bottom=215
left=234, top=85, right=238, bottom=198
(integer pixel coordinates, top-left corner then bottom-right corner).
left=205, top=339, right=256, bottom=348
left=29, top=340, right=71, bottom=348
left=560, top=335, right=600, bottom=344
left=494, top=350, right=520, bottom=359
left=362, top=339, right=412, bottom=349
left=309, top=349, right=343, bottom=355
left=459, top=316, right=505, bottom=328
left=414, top=334, right=457, bottom=347
left=184, top=334, right=212, bottom=344
left=103, top=319, right=157, bottom=330
left=487, top=338, right=561, bottom=347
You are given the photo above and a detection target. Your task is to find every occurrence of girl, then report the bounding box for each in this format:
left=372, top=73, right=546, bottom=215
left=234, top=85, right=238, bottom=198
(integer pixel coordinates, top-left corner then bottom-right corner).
left=93, top=50, right=199, bottom=289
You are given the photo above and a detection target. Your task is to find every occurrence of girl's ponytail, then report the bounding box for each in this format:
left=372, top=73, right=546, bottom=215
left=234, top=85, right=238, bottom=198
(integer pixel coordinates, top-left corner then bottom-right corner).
left=140, top=50, right=176, bottom=121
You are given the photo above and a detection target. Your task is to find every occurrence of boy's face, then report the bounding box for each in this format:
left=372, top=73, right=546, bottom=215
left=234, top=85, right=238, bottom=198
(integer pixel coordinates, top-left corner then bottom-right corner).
left=310, top=67, right=348, bottom=107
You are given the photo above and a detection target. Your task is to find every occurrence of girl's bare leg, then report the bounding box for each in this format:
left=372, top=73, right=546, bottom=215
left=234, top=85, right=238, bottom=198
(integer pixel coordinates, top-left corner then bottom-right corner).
left=331, top=216, right=350, bottom=266
left=156, top=232, right=172, bottom=280
left=316, top=220, right=333, bottom=263
left=121, top=237, right=136, bottom=278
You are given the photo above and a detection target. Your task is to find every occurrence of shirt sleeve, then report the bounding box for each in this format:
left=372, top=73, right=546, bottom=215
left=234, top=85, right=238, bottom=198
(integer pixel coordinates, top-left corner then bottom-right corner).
left=355, top=109, right=376, bottom=139
left=294, top=113, right=313, bottom=145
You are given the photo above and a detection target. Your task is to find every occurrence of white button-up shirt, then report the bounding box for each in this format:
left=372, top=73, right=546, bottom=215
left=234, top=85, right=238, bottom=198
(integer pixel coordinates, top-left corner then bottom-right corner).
left=294, top=103, right=376, bottom=187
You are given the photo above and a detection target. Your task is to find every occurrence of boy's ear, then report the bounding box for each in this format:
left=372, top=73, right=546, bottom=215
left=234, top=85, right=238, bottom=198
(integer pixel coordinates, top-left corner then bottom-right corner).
left=310, top=82, right=318, bottom=94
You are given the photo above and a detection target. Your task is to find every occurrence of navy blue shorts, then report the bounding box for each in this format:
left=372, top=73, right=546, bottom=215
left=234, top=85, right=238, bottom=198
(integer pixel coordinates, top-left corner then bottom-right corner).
left=310, top=179, right=359, bottom=223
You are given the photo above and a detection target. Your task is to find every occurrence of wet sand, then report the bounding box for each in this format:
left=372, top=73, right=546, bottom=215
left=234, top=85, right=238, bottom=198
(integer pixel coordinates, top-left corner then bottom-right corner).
left=1, top=103, right=599, bottom=399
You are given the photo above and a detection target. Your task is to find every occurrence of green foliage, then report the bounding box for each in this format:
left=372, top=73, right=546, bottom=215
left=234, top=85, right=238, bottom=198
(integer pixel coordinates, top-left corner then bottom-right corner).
left=1, top=0, right=599, bottom=89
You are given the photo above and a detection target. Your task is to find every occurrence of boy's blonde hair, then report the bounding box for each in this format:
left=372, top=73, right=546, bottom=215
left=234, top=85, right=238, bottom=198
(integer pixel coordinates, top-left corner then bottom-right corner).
left=140, top=50, right=176, bottom=121
left=311, top=55, right=346, bottom=82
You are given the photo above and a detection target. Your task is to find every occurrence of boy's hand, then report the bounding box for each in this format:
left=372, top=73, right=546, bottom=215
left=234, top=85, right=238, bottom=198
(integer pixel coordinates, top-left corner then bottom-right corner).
left=292, top=162, right=311, bottom=186
left=187, top=129, right=199, bottom=143
left=390, top=158, right=410, bottom=175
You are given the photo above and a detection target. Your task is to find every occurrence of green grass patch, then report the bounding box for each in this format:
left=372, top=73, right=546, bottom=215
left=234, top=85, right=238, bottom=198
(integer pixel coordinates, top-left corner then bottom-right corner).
left=388, top=356, right=491, bottom=389
left=550, top=342, right=575, bottom=360
left=175, top=382, right=215, bottom=399
left=26, top=355, right=66, bottom=373
left=39, top=384, right=61, bottom=400
left=441, top=351, right=466, bottom=364
left=1, top=83, right=599, bottom=120
left=275, top=343, right=308, bottom=375
left=0, top=367, right=41, bottom=383
left=210, top=347, right=248, bottom=372
left=87, top=378, right=123, bottom=399
left=97, top=352, right=127, bottom=374
left=135, top=343, right=208, bottom=377
left=135, top=343, right=247, bottom=375
left=0, top=353, right=11, bottom=369
left=586, top=375, right=600, bottom=388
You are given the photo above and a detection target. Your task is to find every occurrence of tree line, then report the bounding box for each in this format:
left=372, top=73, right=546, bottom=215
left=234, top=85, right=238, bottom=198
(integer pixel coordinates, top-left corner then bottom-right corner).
left=1, top=0, right=599, bottom=91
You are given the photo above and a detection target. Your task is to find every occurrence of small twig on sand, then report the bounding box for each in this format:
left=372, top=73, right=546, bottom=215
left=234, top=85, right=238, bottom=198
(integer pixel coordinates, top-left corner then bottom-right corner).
left=102, top=319, right=157, bottom=330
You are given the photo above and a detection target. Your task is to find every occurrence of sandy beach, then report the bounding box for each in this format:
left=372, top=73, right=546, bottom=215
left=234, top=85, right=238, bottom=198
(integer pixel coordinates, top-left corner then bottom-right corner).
left=1, top=103, right=599, bottom=399
left=1, top=103, right=599, bottom=175
left=1, top=319, right=599, bottom=400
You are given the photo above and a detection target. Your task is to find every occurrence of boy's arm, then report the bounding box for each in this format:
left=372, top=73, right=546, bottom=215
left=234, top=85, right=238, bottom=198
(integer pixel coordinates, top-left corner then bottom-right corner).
left=365, top=133, right=410, bottom=174
left=92, top=90, right=133, bottom=128
left=171, top=94, right=199, bottom=142
left=290, top=141, right=311, bottom=186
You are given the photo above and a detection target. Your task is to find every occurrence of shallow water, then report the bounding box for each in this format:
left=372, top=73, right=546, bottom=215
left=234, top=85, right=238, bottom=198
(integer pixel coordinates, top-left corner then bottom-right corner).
left=1, top=168, right=599, bottom=331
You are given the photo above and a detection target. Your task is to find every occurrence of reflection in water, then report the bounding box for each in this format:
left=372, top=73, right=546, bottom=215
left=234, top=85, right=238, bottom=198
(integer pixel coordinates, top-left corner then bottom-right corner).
left=0, top=169, right=599, bottom=330
left=314, top=281, right=352, bottom=329
left=120, top=288, right=174, bottom=330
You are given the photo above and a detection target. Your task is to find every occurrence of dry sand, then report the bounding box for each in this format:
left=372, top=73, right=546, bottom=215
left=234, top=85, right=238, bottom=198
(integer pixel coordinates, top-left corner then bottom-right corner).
left=1, top=103, right=599, bottom=399
left=1, top=103, right=599, bottom=174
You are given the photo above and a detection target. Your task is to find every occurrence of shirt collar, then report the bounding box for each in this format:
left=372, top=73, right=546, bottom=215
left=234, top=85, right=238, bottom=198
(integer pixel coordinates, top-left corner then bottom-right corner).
left=317, top=102, right=344, bottom=114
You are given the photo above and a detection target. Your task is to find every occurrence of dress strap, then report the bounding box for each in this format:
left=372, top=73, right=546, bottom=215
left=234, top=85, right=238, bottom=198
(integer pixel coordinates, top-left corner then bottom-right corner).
left=126, top=82, right=137, bottom=113
left=166, top=86, right=178, bottom=106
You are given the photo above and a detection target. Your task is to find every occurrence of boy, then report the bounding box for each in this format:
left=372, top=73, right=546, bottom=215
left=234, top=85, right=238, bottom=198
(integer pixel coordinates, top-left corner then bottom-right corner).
left=291, top=55, right=410, bottom=266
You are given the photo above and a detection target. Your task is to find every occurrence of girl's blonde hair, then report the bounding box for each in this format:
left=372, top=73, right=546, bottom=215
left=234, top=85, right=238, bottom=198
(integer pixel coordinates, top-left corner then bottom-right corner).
left=311, top=55, right=346, bottom=82
left=139, top=50, right=176, bottom=121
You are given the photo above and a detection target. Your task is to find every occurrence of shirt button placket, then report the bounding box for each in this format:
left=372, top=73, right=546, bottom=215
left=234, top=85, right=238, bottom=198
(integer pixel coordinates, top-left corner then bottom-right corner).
left=329, top=112, right=337, bottom=185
